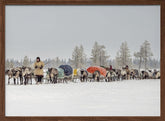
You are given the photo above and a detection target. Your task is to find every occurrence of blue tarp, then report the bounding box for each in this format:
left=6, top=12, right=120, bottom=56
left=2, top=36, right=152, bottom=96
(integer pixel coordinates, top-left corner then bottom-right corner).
left=59, top=65, right=73, bottom=76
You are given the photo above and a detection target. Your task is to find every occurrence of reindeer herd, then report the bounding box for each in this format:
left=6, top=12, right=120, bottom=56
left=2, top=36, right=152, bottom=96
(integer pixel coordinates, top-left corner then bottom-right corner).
left=5, top=66, right=161, bottom=85
left=5, top=67, right=33, bottom=85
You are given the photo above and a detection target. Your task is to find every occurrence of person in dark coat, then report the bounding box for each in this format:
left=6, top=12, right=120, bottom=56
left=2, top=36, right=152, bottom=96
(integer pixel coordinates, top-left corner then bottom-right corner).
left=125, top=65, right=130, bottom=80
left=110, top=65, right=112, bottom=70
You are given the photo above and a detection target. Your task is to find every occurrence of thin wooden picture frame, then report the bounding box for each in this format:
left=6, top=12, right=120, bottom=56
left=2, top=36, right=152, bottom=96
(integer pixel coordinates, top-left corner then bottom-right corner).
left=0, top=0, right=165, bottom=121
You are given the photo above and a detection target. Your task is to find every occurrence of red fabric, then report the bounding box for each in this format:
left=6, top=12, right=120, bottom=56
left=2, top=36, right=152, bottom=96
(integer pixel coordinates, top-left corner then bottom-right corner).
left=87, top=66, right=107, bottom=77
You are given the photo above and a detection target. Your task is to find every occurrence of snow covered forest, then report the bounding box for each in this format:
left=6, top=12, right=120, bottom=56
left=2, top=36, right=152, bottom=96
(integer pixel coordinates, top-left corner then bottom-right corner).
left=6, top=40, right=160, bottom=70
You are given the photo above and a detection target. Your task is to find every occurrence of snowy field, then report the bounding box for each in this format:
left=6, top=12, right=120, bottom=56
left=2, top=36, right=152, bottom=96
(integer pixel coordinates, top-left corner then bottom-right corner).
left=6, top=79, right=160, bottom=116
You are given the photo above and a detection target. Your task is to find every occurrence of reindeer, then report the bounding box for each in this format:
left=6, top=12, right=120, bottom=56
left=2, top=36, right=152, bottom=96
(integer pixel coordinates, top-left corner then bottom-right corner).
left=130, top=69, right=139, bottom=80
left=121, top=66, right=131, bottom=80
left=105, top=69, right=116, bottom=82
left=92, top=70, right=100, bottom=82
left=47, top=68, right=58, bottom=84
left=6, top=69, right=13, bottom=85
left=22, top=67, right=33, bottom=85
left=153, top=70, right=160, bottom=79
left=115, top=69, right=122, bottom=81
left=121, top=67, right=127, bottom=80
left=13, top=68, right=23, bottom=85
left=140, top=70, right=149, bottom=79
left=79, top=69, right=88, bottom=82
left=155, top=71, right=160, bottom=79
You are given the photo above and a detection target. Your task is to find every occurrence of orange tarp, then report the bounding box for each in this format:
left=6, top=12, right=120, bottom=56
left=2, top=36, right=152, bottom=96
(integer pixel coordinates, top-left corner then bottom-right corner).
left=87, top=66, right=106, bottom=77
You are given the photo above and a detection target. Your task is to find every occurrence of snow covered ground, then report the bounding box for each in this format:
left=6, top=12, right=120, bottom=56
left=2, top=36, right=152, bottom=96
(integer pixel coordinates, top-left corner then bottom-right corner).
left=5, top=78, right=160, bottom=116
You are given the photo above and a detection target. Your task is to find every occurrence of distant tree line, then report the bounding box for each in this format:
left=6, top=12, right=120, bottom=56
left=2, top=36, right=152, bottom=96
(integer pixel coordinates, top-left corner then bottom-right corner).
left=5, top=40, right=160, bottom=70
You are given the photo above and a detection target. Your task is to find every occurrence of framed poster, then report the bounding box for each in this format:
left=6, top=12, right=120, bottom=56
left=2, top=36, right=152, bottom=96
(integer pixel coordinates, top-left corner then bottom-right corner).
left=0, top=0, right=165, bottom=121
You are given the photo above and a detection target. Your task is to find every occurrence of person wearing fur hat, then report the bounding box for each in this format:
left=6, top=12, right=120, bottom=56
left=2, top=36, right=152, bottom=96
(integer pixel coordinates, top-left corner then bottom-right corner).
left=34, top=57, right=44, bottom=84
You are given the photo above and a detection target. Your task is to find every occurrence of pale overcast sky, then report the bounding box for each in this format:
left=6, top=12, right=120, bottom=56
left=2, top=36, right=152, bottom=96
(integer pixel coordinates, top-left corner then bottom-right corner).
left=6, top=5, right=160, bottom=61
